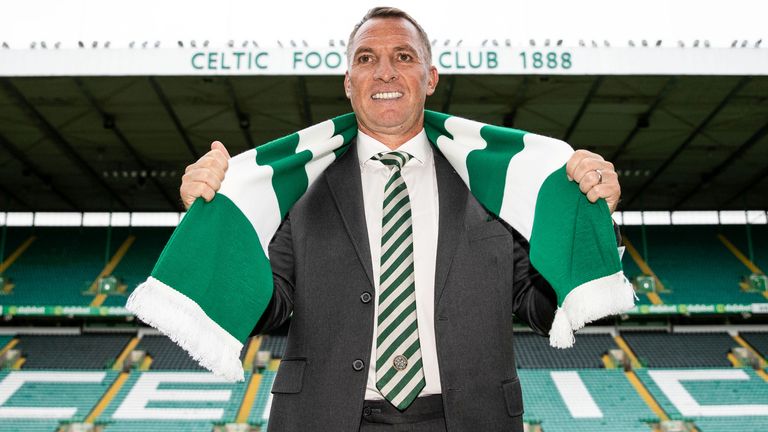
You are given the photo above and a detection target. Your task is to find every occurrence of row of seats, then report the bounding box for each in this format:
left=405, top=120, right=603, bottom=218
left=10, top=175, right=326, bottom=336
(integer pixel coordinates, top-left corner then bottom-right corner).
left=0, top=227, right=171, bottom=307
left=5, top=331, right=768, bottom=371
left=623, top=224, right=768, bottom=306
left=2, top=367, right=766, bottom=431
left=0, top=224, right=766, bottom=309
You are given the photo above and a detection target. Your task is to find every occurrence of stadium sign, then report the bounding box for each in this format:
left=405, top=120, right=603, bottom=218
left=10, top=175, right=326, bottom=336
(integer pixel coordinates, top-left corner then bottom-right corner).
left=1, top=47, right=766, bottom=77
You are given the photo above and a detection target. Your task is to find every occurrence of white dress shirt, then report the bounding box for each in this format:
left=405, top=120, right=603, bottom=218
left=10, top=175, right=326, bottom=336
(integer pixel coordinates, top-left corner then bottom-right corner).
left=356, top=129, right=443, bottom=400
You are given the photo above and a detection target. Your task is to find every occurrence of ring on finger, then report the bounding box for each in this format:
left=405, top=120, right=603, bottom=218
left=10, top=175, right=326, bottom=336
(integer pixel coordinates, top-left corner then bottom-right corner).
left=595, top=169, right=603, bottom=184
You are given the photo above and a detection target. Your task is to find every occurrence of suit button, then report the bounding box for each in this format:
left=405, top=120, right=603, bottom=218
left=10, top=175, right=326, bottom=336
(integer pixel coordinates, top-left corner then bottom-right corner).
left=360, top=291, right=372, bottom=303
left=352, top=359, right=365, bottom=371
left=363, top=406, right=372, bottom=416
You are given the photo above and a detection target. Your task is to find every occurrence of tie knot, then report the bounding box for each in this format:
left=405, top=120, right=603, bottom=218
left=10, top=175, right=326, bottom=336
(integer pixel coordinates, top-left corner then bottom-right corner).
left=373, top=151, right=412, bottom=171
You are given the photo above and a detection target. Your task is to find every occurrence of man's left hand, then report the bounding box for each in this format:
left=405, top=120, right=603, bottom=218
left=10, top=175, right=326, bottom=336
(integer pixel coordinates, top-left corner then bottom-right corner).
left=565, top=149, right=621, bottom=213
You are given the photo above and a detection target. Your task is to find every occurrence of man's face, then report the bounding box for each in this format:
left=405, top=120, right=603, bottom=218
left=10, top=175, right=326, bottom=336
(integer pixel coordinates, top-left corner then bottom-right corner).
left=344, top=17, right=439, bottom=141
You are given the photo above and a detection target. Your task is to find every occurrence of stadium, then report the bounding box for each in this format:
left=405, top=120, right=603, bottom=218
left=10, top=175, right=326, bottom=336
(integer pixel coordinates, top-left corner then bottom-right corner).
left=0, top=1, right=767, bottom=431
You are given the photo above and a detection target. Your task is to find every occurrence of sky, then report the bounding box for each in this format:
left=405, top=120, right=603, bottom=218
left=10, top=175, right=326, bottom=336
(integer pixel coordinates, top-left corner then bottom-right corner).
left=1, top=0, right=766, bottom=49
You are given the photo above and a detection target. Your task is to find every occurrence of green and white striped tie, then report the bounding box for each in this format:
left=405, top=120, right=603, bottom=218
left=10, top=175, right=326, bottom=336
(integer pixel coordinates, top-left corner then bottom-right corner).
left=372, top=151, right=425, bottom=411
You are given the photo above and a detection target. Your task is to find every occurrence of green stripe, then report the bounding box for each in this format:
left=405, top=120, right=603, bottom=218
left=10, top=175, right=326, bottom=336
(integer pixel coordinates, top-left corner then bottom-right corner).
left=152, top=196, right=272, bottom=342
left=376, top=319, right=419, bottom=371
left=380, top=267, right=414, bottom=302
left=381, top=228, right=412, bottom=265
left=381, top=210, right=411, bottom=245
left=380, top=243, right=413, bottom=284
left=382, top=194, right=409, bottom=226
left=375, top=338, right=422, bottom=389
left=378, top=284, right=415, bottom=325
left=465, top=124, right=526, bottom=216
left=384, top=358, right=424, bottom=402
left=383, top=182, right=407, bottom=207
left=529, top=165, right=621, bottom=306
left=394, top=376, right=426, bottom=410
left=376, top=303, right=417, bottom=347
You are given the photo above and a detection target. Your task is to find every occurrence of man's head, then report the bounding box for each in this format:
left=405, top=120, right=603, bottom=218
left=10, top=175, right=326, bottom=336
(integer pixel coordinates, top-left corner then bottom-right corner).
left=344, top=7, right=439, bottom=147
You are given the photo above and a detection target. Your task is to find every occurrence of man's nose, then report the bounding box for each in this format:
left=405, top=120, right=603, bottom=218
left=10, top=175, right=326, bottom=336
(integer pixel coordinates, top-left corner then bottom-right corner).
left=373, top=57, right=397, bottom=82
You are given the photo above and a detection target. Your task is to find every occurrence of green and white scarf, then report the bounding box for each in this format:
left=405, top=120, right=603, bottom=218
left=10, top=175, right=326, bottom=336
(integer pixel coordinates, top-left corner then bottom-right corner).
left=126, top=110, right=635, bottom=381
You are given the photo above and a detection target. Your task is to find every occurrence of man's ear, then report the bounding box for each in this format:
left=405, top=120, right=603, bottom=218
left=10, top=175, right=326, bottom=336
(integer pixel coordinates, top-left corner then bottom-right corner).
left=344, top=72, right=352, bottom=98
left=426, top=66, right=439, bottom=96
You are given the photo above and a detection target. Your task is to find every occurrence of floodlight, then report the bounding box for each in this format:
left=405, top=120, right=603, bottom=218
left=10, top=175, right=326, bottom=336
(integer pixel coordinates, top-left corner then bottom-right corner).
left=481, top=39, right=488, bottom=47
left=105, top=41, right=111, bottom=48
left=78, top=41, right=84, bottom=48
left=242, top=40, right=248, bottom=48
left=456, top=39, right=463, bottom=47
left=504, top=39, right=510, bottom=47
left=656, top=40, right=662, bottom=47
left=329, top=39, right=335, bottom=47
left=604, top=40, right=610, bottom=47
left=628, top=40, right=635, bottom=47
left=591, top=40, right=597, bottom=48
left=677, top=40, right=684, bottom=47
left=556, top=39, right=562, bottom=46
left=529, top=39, right=535, bottom=46
left=757, top=39, right=762, bottom=48
left=443, top=39, right=450, bottom=46
left=544, top=38, right=550, bottom=47
left=693, top=40, right=699, bottom=48
left=1, top=42, right=8, bottom=49
left=641, top=39, right=648, bottom=47
left=579, top=39, right=585, bottom=47
left=203, top=40, right=209, bottom=47
left=41, top=41, right=47, bottom=49
left=177, top=41, right=183, bottom=47
left=228, top=40, right=234, bottom=48
left=190, top=40, right=197, bottom=48
left=154, top=41, right=160, bottom=48
left=129, top=41, right=136, bottom=48
left=731, top=40, right=738, bottom=48
left=54, top=42, right=60, bottom=49
left=142, top=41, right=148, bottom=48
left=741, top=40, right=747, bottom=48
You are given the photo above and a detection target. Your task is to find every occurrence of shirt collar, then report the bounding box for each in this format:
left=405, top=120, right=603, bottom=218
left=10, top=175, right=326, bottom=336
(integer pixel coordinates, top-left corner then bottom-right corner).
left=356, top=129, right=430, bottom=167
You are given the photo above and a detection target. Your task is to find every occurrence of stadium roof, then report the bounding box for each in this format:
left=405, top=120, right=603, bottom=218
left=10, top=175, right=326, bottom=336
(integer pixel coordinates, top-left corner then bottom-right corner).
left=0, top=45, right=766, bottom=212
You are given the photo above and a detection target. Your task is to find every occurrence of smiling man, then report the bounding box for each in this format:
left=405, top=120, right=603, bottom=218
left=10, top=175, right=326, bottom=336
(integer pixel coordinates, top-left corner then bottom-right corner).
left=179, top=7, right=621, bottom=432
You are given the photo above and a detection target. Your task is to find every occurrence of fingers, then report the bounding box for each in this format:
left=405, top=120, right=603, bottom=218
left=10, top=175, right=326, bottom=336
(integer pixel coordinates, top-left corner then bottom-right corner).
left=211, top=140, right=231, bottom=159
left=567, top=150, right=621, bottom=213
left=566, top=149, right=602, bottom=181
left=179, top=141, right=230, bottom=210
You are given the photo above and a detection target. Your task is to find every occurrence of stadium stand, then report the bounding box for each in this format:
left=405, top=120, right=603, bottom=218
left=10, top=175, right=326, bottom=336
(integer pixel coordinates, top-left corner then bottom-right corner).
left=135, top=335, right=208, bottom=371
left=514, top=333, right=618, bottom=369
left=622, top=331, right=735, bottom=368
left=247, top=370, right=276, bottom=429
left=520, top=369, right=657, bottom=431
left=635, top=367, right=768, bottom=432
left=15, top=334, right=131, bottom=369
left=740, top=332, right=768, bottom=359
left=101, top=227, right=173, bottom=307
left=621, top=225, right=760, bottom=305
left=95, top=371, right=249, bottom=432
left=0, top=370, right=119, bottom=431
left=0, top=227, right=129, bottom=305
left=258, top=335, right=287, bottom=359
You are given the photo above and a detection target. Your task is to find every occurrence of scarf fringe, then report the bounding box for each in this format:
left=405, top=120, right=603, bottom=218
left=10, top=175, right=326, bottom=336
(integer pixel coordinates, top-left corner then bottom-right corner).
left=549, top=271, right=636, bottom=348
left=126, top=277, right=245, bottom=381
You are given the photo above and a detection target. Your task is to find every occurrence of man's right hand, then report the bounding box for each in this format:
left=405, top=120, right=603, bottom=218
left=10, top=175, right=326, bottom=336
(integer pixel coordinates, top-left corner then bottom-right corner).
left=180, top=141, right=230, bottom=210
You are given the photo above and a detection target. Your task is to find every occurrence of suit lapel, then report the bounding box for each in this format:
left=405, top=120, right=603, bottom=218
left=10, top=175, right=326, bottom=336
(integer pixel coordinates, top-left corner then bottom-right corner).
left=433, top=149, right=467, bottom=307
left=325, top=139, right=375, bottom=289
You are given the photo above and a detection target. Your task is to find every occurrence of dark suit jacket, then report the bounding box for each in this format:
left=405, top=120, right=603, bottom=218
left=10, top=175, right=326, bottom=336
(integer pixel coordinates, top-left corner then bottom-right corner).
left=252, top=139, right=562, bottom=431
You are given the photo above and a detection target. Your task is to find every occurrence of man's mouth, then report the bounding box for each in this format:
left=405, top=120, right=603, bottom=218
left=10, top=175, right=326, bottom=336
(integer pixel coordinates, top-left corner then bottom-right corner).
left=371, top=92, right=403, bottom=100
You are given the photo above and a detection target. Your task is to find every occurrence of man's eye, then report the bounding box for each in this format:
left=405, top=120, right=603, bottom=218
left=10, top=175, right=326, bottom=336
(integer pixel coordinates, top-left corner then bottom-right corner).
left=397, top=53, right=412, bottom=62
left=358, top=54, right=372, bottom=63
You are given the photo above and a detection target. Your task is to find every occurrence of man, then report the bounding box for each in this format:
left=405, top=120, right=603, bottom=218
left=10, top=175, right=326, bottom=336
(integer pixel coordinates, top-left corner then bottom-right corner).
left=180, top=7, right=621, bottom=431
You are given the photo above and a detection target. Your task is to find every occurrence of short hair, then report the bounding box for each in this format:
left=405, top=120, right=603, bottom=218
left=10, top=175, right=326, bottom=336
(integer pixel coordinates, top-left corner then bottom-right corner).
left=347, top=7, right=432, bottom=64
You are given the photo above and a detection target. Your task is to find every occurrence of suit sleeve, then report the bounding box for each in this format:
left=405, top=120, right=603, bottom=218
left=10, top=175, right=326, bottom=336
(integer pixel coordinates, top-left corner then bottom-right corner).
left=249, top=214, right=296, bottom=336
left=508, top=220, right=622, bottom=336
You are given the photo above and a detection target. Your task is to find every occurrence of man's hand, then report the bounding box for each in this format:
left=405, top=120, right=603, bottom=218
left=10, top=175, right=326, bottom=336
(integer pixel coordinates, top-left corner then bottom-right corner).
left=565, top=149, right=621, bottom=213
left=180, top=141, right=230, bottom=210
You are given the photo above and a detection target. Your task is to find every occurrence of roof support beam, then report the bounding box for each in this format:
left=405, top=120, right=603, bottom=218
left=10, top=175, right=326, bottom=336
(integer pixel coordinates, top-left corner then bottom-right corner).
left=223, top=78, right=255, bottom=149
left=623, top=76, right=751, bottom=207
left=502, top=77, right=530, bottom=128
left=562, top=76, right=603, bottom=142
left=73, top=78, right=182, bottom=211
left=610, top=77, right=677, bottom=163
left=0, top=132, right=80, bottom=210
left=673, top=119, right=768, bottom=209
left=296, top=76, right=313, bottom=128
left=1, top=78, right=130, bottom=210
left=148, top=77, right=200, bottom=160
